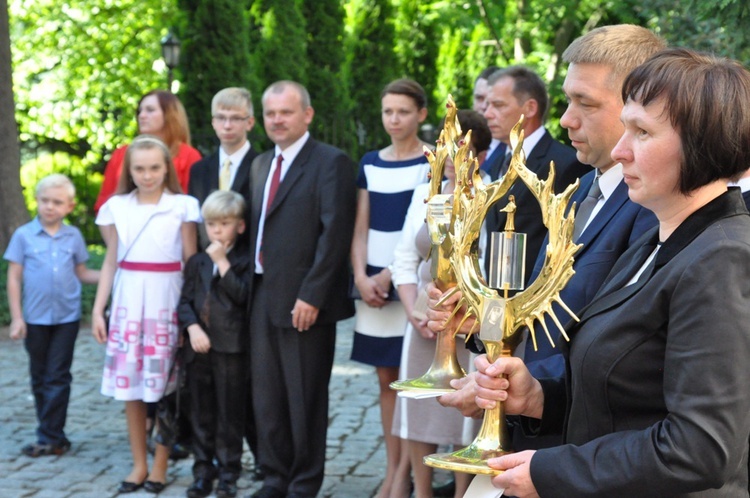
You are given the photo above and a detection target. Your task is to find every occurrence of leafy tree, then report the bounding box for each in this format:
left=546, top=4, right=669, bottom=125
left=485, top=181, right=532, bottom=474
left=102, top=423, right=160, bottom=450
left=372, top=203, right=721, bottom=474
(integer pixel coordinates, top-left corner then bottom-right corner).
left=177, top=0, right=254, bottom=153
left=0, top=0, right=27, bottom=251
left=247, top=0, right=308, bottom=152
left=11, top=0, right=175, bottom=162
left=634, top=0, right=750, bottom=65
left=430, top=3, right=499, bottom=116
left=345, top=0, right=399, bottom=157
left=302, top=0, right=353, bottom=152
left=9, top=0, right=175, bottom=241
left=393, top=0, right=441, bottom=118
left=249, top=0, right=308, bottom=92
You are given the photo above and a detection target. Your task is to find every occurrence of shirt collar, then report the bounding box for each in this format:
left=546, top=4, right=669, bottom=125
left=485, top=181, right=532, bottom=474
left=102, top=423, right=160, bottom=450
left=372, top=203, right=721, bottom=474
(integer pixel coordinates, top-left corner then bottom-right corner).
left=274, top=131, right=310, bottom=165
left=520, top=126, right=546, bottom=158
left=30, top=216, right=45, bottom=234
left=597, top=163, right=623, bottom=201
left=220, top=140, right=251, bottom=167
left=126, top=189, right=177, bottom=214
left=31, top=216, right=73, bottom=237
left=730, top=176, right=750, bottom=193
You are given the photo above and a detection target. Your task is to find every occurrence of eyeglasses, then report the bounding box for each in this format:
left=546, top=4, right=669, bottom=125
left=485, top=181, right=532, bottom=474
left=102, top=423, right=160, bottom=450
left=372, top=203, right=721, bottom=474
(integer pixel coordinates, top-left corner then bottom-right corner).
left=212, top=115, right=250, bottom=125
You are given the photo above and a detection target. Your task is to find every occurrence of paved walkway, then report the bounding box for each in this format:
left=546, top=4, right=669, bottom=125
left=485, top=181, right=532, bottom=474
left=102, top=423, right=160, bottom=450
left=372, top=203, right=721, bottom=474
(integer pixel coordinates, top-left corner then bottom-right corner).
left=0, top=318, right=389, bottom=498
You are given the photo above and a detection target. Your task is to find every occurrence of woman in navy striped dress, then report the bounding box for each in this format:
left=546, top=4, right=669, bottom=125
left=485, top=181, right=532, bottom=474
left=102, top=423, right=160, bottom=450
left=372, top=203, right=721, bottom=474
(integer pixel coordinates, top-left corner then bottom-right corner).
left=350, top=79, right=432, bottom=498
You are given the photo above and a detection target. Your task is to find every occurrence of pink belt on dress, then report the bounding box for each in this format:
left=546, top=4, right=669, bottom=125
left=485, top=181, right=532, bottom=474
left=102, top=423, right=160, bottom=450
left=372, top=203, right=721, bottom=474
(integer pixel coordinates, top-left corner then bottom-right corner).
left=118, top=261, right=182, bottom=272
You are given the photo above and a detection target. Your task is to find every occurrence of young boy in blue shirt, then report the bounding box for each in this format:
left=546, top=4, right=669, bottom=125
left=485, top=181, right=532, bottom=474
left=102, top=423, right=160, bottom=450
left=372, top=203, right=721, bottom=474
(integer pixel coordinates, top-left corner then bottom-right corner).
left=4, top=174, right=99, bottom=457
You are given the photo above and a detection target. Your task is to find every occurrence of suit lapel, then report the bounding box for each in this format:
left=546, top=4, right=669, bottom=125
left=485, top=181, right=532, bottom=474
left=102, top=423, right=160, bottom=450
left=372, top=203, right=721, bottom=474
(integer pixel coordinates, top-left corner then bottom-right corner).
left=231, top=147, right=253, bottom=192
left=266, top=139, right=315, bottom=217
left=576, top=238, right=658, bottom=324
left=206, top=153, right=220, bottom=192
left=524, top=131, right=552, bottom=174
left=505, top=131, right=551, bottom=201
left=485, top=146, right=506, bottom=181
left=199, top=256, right=214, bottom=293
left=575, top=180, right=629, bottom=250
left=251, top=152, right=273, bottom=222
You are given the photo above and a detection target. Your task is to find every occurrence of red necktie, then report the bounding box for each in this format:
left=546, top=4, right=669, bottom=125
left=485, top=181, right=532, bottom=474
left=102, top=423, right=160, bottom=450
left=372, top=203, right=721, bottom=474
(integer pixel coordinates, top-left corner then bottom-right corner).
left=260, top=155, right=283, bottom=265
left=266, top=154, right=283, bottom=215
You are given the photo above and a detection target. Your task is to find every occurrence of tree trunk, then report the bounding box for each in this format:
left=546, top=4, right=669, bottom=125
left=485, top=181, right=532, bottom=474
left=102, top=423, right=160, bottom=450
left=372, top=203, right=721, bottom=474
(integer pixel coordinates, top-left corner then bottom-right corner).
left=0, top=0, right=29, bottom=252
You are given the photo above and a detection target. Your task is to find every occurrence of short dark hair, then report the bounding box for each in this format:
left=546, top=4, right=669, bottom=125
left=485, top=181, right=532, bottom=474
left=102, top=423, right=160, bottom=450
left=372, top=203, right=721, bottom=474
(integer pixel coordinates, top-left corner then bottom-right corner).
left=488, top=66, right=549, bottom=121
left=476, top=65, right=501, bottom=83
left=438, top=109, right=492, bottom=154
left=381, top=78, right=428, bottom=110
left=622, top=48, right=750, bottom=193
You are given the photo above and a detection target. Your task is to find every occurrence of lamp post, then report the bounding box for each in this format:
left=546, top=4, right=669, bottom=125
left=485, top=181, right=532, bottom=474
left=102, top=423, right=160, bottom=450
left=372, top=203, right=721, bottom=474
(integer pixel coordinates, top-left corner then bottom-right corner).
left=160, top=31, right=181, bottom=91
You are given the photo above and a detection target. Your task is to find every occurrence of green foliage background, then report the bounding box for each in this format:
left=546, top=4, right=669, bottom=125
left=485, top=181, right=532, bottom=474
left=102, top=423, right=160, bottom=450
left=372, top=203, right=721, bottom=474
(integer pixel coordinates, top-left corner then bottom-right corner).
left=3, top=0, right=748, bottom=321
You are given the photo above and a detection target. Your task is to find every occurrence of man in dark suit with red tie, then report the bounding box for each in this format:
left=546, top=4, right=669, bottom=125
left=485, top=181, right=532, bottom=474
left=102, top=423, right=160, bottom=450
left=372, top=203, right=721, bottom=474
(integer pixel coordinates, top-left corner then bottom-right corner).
left=247, top=81, right=356, bottom=498
left=189, top=87, right=258, bottom=250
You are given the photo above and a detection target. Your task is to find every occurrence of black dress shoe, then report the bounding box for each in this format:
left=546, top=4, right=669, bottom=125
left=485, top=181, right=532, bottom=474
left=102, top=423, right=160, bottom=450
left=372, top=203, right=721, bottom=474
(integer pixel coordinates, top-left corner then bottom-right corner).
left=117, top=480, right=145, bottom=493
left=250, top=486, right=285, bottom=498
left=143, top=480, right=166, bottom=494
left=187, top=477, right=213, bottom=498
left=216, top=479, right=238, bottom=497
left=286, top=493, right=314, bottom=498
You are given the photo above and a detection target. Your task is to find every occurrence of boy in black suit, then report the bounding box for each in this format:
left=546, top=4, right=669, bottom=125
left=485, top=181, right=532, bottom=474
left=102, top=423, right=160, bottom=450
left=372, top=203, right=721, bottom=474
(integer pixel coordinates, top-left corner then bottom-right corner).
left=178, top=190, right=251, bottom=498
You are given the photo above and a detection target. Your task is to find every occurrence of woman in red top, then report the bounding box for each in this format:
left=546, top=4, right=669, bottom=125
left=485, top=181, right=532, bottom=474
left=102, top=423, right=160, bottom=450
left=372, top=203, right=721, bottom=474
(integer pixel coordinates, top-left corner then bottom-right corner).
left=95, top=90, right=201, bottom=213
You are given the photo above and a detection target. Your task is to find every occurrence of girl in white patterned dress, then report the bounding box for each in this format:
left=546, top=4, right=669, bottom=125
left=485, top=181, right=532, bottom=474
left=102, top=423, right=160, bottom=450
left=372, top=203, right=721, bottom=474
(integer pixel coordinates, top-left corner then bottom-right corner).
left=91, top=135, right=199, bottom=493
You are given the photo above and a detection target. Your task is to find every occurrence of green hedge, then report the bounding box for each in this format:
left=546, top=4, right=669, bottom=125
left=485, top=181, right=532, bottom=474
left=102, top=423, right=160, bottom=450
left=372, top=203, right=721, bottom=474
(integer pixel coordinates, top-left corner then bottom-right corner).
left=0, top=244, right=105, bottom=327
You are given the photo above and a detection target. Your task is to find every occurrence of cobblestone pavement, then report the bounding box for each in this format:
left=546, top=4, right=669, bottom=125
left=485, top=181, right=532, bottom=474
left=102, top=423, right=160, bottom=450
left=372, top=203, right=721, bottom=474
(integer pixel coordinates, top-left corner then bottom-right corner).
left=0, top=318, right=389, bottom=498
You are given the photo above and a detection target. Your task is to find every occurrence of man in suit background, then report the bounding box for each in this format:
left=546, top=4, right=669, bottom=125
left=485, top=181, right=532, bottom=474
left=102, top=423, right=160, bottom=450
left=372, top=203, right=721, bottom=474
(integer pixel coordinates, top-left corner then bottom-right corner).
left=189, top=87, right=258, bottom=250
left=473, top=65, right=504, bottom=174
left=248, top=81, right=356, bottom=498
left=472, top=65, right=500, bottom=114
left=482, top=66, right=590, bottom=283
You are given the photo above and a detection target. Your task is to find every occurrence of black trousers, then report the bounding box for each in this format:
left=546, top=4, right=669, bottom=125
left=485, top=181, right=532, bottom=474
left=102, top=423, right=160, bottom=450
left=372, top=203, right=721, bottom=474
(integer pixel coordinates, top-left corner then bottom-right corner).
left=250, top=277, right=336, bottom=496
left=187, top=349, right=246, bottom=482
left=25, top=321, right=79, bottom=445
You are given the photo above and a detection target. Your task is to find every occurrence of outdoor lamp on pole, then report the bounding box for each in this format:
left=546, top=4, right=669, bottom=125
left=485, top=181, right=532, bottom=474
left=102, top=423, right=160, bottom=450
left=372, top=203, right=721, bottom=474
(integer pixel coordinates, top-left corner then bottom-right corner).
left=160, top=31, right=181, bottom=91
